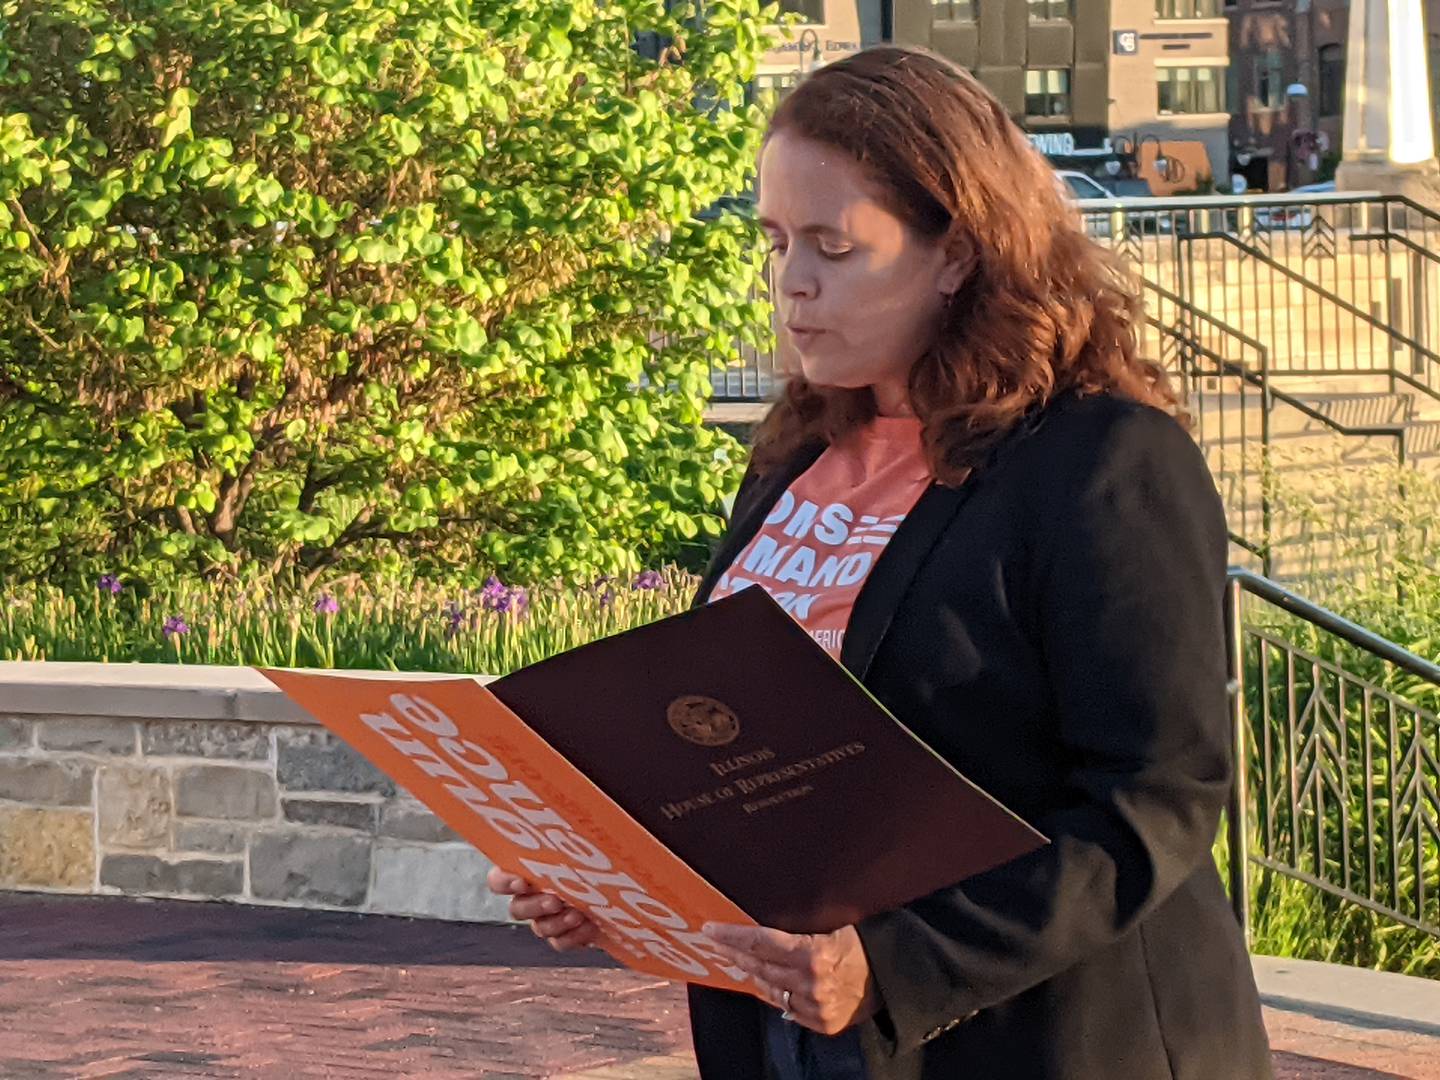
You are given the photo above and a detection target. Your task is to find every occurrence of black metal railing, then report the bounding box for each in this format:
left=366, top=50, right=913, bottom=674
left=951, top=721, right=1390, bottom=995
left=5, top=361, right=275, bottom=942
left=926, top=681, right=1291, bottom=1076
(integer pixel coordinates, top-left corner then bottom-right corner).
left=714, top=192, right=1440, bottom=405
left=1225, top=568, right=1440, bottom=941
left=1176, top=228, right=1440, bottom=402
left=1141, top=280, right=1412, bottom=576
left=1076, top=192, right=1440, bottom=402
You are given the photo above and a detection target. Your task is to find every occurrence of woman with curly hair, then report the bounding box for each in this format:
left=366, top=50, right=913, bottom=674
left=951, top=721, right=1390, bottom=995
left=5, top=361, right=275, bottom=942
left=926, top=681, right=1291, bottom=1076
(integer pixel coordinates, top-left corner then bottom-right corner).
left=494, top=44, right=1272, bottom=1080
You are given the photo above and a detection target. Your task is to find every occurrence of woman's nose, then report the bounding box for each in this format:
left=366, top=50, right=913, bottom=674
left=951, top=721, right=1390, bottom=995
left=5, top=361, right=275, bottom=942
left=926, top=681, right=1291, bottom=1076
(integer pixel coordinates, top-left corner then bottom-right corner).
left=778, top=258, right=817, bottom=301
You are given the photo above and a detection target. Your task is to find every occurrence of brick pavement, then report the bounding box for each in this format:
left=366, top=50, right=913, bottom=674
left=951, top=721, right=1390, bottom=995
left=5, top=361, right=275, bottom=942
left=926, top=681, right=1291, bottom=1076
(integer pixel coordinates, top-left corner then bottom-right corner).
left=0, top=893, right=1436, bottom=1079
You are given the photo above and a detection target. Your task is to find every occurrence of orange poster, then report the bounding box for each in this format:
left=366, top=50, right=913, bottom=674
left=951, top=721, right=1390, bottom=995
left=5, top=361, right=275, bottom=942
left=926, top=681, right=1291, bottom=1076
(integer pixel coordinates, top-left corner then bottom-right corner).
left=259, top=669, right=759, bottom=994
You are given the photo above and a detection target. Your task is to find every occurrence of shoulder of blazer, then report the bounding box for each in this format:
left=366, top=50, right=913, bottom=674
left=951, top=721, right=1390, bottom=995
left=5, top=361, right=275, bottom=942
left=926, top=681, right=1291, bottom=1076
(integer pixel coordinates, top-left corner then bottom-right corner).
left=995, top=391, right=1198, bottom=485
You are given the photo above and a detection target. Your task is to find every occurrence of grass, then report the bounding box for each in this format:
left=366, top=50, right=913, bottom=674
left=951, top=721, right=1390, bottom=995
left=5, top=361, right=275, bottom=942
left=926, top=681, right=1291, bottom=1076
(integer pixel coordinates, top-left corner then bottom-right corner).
left=0, top=570, right=697, bottom=676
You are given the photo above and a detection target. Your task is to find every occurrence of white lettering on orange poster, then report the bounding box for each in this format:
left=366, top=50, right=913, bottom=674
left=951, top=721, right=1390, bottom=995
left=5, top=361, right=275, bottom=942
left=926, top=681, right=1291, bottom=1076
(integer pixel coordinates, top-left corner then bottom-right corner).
left=259, top=669, right=756, bottom=992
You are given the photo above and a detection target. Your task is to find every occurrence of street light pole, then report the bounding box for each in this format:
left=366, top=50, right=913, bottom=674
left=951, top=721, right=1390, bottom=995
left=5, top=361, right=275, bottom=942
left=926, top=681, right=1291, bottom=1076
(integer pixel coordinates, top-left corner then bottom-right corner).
left=797, top=28, right=820, bottom=80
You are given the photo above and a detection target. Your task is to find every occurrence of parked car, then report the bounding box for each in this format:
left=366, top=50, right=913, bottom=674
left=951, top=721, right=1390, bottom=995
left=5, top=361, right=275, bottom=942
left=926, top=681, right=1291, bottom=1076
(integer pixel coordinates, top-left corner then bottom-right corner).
left=1056, top=171, right=1177, bottom=237
left=1255, top=180, right=1336, bottom=231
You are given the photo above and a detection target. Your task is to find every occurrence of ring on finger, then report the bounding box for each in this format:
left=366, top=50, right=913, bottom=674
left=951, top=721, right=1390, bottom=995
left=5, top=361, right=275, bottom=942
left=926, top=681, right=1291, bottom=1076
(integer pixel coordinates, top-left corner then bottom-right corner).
left=780, top=988, right=796, bottom=1022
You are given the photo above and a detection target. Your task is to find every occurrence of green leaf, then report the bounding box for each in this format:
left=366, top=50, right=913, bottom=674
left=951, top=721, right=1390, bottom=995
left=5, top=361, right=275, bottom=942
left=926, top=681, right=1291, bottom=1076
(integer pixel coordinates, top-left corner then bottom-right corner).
left=160, top=107, right=192, bottom=148
left=453, top=317, right=487, bottom=355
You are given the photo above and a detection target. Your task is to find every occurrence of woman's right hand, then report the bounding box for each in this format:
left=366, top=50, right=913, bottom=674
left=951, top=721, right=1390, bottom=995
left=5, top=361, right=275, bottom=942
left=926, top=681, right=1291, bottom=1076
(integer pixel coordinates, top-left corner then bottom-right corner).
left=487, top=865, right=603, bottom=952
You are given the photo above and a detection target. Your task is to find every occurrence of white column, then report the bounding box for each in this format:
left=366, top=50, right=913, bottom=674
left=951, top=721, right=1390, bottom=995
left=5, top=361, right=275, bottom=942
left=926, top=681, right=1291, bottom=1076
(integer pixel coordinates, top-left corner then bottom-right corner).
left=1337, top=0, right=1440, bottom=201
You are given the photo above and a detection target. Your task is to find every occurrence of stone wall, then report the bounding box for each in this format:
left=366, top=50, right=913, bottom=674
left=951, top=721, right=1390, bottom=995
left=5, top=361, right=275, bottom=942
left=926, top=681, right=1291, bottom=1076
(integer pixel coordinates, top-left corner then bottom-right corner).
left=0, top=663, right=511, bottom=922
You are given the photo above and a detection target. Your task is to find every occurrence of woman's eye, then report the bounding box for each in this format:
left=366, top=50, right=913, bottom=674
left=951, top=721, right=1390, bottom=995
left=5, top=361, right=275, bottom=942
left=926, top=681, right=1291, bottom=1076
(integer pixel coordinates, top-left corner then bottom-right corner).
left=819, top=247, right=852, bottom=260
left=767, top=241, right=787, bottom=256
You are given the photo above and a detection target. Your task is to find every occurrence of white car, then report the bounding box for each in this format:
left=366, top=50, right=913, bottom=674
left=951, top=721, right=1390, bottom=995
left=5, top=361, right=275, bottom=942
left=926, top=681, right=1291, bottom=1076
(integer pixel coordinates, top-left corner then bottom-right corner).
left=1255, top=180, right=1335, bottom=231
left=1057, top=171, right=1114, bottom=201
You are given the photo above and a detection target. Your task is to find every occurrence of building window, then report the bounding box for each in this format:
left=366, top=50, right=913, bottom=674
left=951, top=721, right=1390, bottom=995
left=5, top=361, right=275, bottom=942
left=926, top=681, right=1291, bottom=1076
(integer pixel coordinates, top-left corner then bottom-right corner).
left=778, top=0, right=825, bottom=22
left=752, top=73, right=800, bottom=114
left=1155, top=0, right=1221, bottom=18
left=1253, top=49, right=1286, bottom=109
left=933, top=0, right=977, bottom=21
left=1318, top=45, right=1344, bottom=117
left=1157, top=65, right=1227, bottom=114
left=1025, top=68, right=1072, bottom=117
left=1028, top=0, right=1072, bottom=21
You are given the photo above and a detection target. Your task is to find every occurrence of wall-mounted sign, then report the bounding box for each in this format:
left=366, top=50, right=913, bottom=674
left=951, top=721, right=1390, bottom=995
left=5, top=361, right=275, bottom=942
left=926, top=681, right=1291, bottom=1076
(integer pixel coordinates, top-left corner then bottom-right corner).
left=1028, top=132, right=1078, bottom=156
left=1113, top=30, right=1139, bottom=55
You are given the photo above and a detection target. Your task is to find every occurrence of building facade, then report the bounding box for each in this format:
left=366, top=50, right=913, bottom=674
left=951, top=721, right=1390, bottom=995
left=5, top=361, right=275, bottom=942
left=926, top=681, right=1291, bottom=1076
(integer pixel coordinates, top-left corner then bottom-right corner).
left=752, top=1, right=881, bottom=106
left=886, top=0, right=1232, bottom=190
left=1228, top=0, right=1440, bottom=192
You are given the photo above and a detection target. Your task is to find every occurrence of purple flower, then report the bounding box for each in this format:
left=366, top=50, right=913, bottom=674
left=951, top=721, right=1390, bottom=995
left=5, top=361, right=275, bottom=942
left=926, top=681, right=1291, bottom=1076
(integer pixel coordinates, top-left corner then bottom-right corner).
left=479, top=575, right=509, bottom=611
left=98, top=575, right=123, bottom=595
left=599, top=589, right=615, bottom=608
left=313, top=594, right=339, bottom=615
left=509, top=587, right=529, bottom=614
left=443, top=600, right=466, bottom=639
left=162, top=615, right=190, bottom=637
left=633, top=570, right=664, bottom=591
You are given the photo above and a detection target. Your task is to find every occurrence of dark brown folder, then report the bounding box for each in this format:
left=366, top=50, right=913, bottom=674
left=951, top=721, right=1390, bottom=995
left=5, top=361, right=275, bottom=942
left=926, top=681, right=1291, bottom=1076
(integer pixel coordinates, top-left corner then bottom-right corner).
left=490, top=585, right=1046, bottom=935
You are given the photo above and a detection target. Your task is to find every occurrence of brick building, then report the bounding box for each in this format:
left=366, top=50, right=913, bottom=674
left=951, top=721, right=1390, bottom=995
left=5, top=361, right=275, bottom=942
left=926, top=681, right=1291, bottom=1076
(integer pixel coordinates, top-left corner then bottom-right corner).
left=1228, top=0, right=1440, bottom=191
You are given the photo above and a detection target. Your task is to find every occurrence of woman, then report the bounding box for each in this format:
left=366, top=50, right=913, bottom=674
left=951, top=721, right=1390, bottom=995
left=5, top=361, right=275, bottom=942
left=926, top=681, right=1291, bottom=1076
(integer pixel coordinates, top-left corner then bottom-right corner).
left=490, top=44, right=1272, bottom=1080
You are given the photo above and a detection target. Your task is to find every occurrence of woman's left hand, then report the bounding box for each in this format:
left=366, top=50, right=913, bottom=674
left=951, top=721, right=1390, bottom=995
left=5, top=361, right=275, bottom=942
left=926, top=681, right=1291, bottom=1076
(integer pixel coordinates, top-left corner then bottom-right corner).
left=704, top=921, right=881, bottom=1036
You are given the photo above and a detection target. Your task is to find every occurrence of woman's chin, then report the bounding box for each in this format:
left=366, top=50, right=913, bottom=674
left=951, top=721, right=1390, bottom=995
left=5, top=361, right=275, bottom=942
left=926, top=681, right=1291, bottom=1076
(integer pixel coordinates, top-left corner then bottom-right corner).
left=798, top=357, right=864, bottom=390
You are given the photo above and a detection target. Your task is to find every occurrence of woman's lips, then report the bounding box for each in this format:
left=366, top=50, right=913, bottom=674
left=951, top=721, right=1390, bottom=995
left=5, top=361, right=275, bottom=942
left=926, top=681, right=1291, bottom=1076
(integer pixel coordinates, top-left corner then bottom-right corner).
left=787, top=326, right=825, bottom=345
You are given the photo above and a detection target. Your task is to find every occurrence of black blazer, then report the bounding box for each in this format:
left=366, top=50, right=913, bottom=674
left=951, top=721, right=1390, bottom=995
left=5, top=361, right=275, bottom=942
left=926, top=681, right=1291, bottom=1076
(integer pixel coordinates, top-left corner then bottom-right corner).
left=686, top=392, right=1272, bottom=1080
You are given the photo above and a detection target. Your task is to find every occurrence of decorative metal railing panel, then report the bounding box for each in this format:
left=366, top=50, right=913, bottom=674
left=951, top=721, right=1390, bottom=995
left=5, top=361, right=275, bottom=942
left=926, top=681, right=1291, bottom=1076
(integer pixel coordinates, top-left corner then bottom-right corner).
left=1226, top=570, right=1440, bottom=941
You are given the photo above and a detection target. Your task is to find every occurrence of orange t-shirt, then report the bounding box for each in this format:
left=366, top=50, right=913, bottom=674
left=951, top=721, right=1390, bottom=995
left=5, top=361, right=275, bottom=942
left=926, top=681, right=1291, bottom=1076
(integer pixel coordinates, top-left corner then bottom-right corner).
left=710, top=416, right=933, bottom=660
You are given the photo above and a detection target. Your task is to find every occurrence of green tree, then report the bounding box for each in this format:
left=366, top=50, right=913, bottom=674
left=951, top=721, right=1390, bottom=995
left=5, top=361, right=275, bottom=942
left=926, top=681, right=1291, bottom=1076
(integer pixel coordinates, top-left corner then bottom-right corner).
left=0, top=0, right=776, bottom=588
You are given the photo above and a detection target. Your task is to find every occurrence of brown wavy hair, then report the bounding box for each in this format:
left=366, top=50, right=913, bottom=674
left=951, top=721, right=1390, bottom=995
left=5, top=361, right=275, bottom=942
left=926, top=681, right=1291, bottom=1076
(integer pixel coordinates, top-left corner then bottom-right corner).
left=749, top=45, right=1181, bottom=485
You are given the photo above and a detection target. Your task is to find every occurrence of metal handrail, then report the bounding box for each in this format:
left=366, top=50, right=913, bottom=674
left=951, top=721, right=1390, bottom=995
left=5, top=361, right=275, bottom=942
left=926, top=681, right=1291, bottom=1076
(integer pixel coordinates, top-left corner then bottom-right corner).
left=1184, top=230, right=1440, bottom=403
left=1223, top=568, right=1440, bottom=938
left=1143, top=279, right=1412, bottom=573
left=1350, top=230, right=1440, bottom=266
left=1228, top=569, right=1440, bottom=684
left=1142, top=279, right=1273, bottom=359
left=1076, top=191, right=1387, bottom=212
left=1151, top=321, right=1410, bottom=455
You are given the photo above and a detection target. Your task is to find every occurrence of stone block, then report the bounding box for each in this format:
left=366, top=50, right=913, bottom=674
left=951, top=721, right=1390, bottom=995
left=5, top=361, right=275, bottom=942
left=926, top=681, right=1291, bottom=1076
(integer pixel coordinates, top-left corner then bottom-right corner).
left=0, top=718, right=33, bottom=751
left=275, top=728, right=394, bottom=795
left=36, top=717, right=137, bottom=755
left=0, top=758, right=95, bottom=806
left=142, top=720, right=270, bottom=761
left=369, top=843, right=510, bottom=922
left=0, top=807, right=94, bottom=888
left=97, top=763, right=172, bottom=848
left=174, top=765, right=277, bottom=820
left=250, top=832, right=370, bottom=907
left=378, top=803, right=461, bottom=844
left=100, top=854, right=243, bottom=898
left=282, top=798, right=376, bottom=832
left=175, top=821, right=249, bottom=855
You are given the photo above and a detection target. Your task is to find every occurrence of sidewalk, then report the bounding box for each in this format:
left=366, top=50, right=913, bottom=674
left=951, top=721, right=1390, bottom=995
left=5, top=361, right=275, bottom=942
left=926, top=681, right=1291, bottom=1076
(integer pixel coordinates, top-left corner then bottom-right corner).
left=0, top=893, right=1435, bottom=1078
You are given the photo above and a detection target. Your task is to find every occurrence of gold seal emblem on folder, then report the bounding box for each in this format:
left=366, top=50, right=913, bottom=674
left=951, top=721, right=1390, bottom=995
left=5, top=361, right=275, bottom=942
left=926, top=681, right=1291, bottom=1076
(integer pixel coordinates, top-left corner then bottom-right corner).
left=667, top=695, right=740, bottom=748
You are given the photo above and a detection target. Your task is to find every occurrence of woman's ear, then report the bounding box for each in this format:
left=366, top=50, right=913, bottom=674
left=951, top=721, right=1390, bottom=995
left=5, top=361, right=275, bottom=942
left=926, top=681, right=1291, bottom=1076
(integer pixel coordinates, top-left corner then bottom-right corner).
left=937, top=235, right=977, bottom=300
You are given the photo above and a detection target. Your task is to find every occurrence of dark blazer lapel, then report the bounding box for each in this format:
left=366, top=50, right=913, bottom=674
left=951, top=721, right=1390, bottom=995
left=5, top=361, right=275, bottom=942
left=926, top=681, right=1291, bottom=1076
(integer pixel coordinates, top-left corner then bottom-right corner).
left=840, top=401, right=1059, bottom=682
left=838, top=480, right=973, bottom=681
left=692, top=439, right=827, bottom=607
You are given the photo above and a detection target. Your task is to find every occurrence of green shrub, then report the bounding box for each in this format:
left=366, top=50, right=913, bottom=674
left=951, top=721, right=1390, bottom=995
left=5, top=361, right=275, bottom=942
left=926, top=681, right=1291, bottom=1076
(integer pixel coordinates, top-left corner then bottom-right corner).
left=0, top=0, right=778, bottom=589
